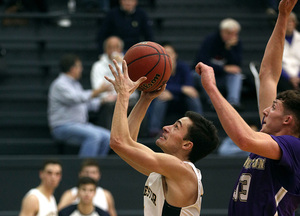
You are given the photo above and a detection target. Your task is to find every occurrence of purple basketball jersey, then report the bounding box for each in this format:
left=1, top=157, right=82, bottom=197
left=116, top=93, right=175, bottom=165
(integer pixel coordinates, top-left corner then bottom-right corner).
left=228, top=135, right=300, bottom=216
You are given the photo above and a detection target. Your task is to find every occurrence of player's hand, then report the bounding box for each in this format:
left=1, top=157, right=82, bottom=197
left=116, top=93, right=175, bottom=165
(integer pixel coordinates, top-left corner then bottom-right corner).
left=195, top=62, right=217, bottom=92
left=105, top=60, right=147, bottom=96
left=140, top=84, right=166, bottom=100
left=278, top=0, right=298, bottom=16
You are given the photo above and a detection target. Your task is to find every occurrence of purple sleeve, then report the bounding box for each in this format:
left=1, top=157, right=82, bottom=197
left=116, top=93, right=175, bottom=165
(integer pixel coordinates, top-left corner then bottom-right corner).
left=271, top=135, right=300, bottom=192
left=271, top=135, right=300, bottom=168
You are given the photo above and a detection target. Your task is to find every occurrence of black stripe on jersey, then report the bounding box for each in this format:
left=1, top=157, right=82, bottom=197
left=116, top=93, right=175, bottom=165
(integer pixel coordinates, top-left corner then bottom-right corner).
left=162, top=200, right=181, bottom=216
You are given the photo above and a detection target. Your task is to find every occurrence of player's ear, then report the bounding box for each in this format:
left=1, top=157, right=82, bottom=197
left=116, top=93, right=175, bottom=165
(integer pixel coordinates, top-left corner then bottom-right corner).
left=283, top=115, right=293, bottom=125
left=183, top=141, right=193, bottom=151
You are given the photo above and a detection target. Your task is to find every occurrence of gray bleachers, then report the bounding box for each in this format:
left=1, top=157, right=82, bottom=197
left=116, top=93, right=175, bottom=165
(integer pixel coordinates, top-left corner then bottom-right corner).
left=1, top=1, right=300, bottom=216
left=0, top=0, right=269, bottom=154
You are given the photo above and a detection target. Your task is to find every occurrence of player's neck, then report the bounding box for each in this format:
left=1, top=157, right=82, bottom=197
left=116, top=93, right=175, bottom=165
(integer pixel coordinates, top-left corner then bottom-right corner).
left=77, top=202, right=94, bottom=215
left=37, top=185, right=54, bottom=200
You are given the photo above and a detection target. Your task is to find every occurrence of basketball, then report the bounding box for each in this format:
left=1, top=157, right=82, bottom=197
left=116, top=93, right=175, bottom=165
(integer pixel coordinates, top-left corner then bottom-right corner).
left=123, top=41, right=172, bottom=92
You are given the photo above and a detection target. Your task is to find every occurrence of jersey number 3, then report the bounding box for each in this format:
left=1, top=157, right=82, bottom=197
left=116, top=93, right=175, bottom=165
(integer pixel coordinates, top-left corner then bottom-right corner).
left=233, top=173, right=252, bottom=202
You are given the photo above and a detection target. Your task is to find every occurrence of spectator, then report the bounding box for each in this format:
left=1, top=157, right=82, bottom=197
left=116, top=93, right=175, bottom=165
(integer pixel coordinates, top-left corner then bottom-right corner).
left=59, top=177, right=110, bottom=216
left=193, top=18, right=243, bottom=111
left=90, top=36, right=138, bottom=129
left=97, top=0, right=154, bottom=54
left=148, top=43, right=203, bottom=137
left=19, top=159, right=62, bottom=216
left=58, top=159, right=117, bottom=216
left=48, top=53, right=111, bottom=157
left=278, top=11, right=300, bottom=91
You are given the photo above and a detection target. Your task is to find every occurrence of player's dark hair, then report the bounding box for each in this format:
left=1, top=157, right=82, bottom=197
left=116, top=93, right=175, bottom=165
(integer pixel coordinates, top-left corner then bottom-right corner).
left=79, top=158, right=100, bottom=172
left=277, top=90, right=300, bottom=137
left=40, top=159, right=62, bottom=171
left=184, top=111, right=219, bottom=163
left=59, top=53, right=80, bottom=73
left=77, top=176, right=97, bottom=188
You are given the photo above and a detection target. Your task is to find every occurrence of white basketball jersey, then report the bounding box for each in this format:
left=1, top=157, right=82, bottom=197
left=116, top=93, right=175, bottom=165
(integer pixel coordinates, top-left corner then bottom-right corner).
left=71, top=186, right=108, bottom=211
left=26, top=188, right=57, bottom=216
left=144, top=161, right=203, bottom=216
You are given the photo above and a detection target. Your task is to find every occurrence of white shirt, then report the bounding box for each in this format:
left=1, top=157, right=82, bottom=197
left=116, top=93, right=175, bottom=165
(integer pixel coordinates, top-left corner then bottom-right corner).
left=25, top=188, right=57, bottom=216
left=282, top=30, right=300, bottom=78
left=144, top=161, right=203, bottom=216
left=90, top=54, right=138, bottom=101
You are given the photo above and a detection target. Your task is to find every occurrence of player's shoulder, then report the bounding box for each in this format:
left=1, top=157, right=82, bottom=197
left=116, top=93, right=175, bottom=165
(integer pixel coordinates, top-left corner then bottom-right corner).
left=23, top=191, right=39, bottom=207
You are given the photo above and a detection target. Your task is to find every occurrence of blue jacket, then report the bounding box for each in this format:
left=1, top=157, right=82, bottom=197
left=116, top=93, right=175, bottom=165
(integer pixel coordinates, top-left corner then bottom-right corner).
left=193, top=31, right=242, bottom=77
left=167, top=60, right=194, bottom=100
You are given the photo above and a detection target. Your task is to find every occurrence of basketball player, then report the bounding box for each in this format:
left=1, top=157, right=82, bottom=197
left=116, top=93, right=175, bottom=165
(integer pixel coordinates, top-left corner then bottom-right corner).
left=58, top=159, right=117, bottom=216
left=58, top=177, right=109, bottom=216
left=196, top=0, right=300, bottom=214
left=19, top=159, right=62, bottom=216
left=105, top=60, right=219, bottom=215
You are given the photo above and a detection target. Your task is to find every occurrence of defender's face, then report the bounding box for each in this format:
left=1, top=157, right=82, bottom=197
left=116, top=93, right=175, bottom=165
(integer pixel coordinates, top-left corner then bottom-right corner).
left=156, top=117, right=192, bottom=154
left=261, top=100, right=286, bottom=135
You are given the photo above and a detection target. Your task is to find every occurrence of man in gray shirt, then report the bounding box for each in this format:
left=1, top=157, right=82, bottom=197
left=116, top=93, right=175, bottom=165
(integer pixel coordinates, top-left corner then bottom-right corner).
left=48, top=54, right=111, bottom=157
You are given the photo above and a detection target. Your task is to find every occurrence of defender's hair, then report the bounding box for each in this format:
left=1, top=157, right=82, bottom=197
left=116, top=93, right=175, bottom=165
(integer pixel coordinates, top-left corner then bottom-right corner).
left=277, top=90, right=300, bottom=137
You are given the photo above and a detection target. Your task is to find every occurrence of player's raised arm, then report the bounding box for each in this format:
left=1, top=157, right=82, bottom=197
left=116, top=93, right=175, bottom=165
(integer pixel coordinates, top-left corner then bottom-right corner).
left=128, top=87, right=166, bottom=141
left=258, top=0, right=298, bottom=121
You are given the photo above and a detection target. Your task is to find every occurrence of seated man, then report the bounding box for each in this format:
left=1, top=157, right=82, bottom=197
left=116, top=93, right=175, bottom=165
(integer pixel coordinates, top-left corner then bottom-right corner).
left=48, top=54, right=111, bottom=157
left=193, top=18, right=243, bottom=110
left=90, top=36, right=138, bottom=129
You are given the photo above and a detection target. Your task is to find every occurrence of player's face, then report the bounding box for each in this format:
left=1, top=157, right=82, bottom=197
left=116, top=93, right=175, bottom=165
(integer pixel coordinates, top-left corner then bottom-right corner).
left=78, top=184, right=96, bottom=205
left=156, top=117, right=192, bottom=154
left=261, top=100, right=287, bottom=135
left=40, top=164, right=62, bottom=190
left=79, top=166, right=100, bottom=182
